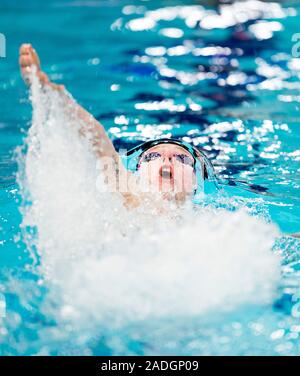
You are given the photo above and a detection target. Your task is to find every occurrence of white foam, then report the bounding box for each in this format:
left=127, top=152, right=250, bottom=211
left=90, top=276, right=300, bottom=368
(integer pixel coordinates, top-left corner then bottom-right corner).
left=17, top=78, right=281, bottom=334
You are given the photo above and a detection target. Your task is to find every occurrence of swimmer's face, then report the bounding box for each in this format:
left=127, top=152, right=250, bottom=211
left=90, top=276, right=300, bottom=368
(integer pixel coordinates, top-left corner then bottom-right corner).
left=137, top=144, right=197, bottom=199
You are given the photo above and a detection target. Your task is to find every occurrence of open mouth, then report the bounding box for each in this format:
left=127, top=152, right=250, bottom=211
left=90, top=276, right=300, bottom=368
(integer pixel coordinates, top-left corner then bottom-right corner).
left=159, top=165, right=173, bottom=180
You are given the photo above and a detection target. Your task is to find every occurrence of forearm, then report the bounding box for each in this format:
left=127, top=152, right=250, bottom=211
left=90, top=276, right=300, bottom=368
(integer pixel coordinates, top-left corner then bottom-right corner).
left=57, top=88, right=141, bottom=208
left=58, top=89, right=118, bottom=161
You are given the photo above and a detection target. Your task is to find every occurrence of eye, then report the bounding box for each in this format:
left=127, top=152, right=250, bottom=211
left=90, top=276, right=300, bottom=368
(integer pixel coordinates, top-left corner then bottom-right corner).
left=175, top=154, right=194, bottom=167
left=143, top=152, right=161, bottom=162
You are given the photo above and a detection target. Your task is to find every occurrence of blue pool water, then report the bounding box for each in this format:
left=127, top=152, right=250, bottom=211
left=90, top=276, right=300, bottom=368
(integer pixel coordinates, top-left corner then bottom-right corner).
left=0, top=0, right=300, bottom=355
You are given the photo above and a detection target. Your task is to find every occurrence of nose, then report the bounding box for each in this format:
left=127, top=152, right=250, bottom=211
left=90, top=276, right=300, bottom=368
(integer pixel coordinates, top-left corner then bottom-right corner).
left=162, top=155, right=173, bottom=165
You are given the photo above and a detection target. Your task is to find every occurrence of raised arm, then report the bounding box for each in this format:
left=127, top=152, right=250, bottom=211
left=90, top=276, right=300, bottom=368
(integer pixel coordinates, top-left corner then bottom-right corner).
left=19, top=44, right=119, bottom=161
left=19, top=44, right=140, bottom=208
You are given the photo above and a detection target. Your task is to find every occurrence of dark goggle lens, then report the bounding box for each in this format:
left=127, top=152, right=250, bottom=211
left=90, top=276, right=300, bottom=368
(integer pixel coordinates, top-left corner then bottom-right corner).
left=142, top=152, right=194, bottom=167
left=175, top=154, right=194, bottom=168
left=142, top=152, right=161, bottom=162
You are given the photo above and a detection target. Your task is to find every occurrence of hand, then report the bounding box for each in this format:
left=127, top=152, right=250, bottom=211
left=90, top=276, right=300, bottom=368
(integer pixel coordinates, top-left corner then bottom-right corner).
left=19, top=43, right=64, bottom=91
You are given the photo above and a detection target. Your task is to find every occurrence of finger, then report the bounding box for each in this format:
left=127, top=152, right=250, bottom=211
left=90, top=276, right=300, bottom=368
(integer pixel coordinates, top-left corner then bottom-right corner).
left=19, top=44, right=32, bottom=55
left=31, top=47, right=41, bottom=69
left=19, top=55, right=33, bottom=68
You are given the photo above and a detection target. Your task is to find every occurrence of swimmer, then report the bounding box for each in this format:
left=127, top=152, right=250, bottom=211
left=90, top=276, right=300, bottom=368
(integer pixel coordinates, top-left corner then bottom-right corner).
left=19, top=44, right=215, bottom=208
left=19, top=44, right=300, bottom=239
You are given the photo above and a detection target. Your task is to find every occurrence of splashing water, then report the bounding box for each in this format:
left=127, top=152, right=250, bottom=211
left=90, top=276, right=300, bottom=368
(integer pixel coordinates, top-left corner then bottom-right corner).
left=11, top=74, right=283, bottom=354
left=1, top=0, right=299, bottom=356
